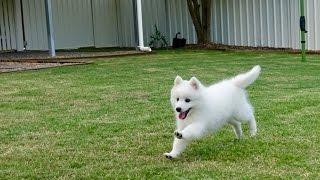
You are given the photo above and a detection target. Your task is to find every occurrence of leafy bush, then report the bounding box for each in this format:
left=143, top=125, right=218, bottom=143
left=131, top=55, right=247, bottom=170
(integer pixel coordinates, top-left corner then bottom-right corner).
left=149, top=25, right=168, bottom=48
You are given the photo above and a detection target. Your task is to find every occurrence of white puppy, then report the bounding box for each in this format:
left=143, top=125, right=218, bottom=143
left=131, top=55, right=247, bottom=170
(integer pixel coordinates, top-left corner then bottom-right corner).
left=164, top=65, right=261, bottom=159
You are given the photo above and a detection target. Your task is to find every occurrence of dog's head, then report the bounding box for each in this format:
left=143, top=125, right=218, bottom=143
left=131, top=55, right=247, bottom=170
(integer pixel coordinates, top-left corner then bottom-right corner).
left=170, top=76, right=202, bottom=120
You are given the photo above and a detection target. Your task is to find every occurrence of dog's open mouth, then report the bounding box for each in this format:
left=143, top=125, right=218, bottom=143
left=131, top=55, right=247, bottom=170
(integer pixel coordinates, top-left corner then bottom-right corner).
left=178, top=108, right=191, bottom=120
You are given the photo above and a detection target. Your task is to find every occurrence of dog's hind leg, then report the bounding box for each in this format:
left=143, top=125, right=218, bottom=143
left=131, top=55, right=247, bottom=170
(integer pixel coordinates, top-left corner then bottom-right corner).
left=228, top=119, right=243, bottom=139
left=235, top=104, right=257, bottom=137
left=236, top=109, right=257, bottom=136
left=248, top=114, right=257, bottom=136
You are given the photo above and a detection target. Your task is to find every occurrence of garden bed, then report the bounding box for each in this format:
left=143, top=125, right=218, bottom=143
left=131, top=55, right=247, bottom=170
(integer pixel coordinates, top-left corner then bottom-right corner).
left=0, top=49, right=149, bottom=72
left=0, top=62, right=83, bottom=73
left=185, top=43, right=320, bottom=54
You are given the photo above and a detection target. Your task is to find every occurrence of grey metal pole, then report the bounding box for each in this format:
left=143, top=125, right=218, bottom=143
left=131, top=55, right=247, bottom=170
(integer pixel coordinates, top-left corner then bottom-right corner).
left=132, top=0, right=139, bottom=50
left=300, top=0, right=306, bottom=62
left=44, top=0, right=56, bottom=57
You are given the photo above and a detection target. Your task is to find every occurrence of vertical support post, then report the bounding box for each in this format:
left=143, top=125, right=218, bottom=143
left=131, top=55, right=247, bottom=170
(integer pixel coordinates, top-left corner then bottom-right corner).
left=164, top=0, right=170, bottom=43
left=134, top=0, right=150, bottom=51
left=14, top=0, right=24, bottom=51
left=90, top=0, right=96, bottom=47
left=132, top=0, right=139, bottom=50
left=44, top=0, right=56, bottom=57
left=136, top=0, right=144, bottom=47
left=300, top=0, right=306, bottom=62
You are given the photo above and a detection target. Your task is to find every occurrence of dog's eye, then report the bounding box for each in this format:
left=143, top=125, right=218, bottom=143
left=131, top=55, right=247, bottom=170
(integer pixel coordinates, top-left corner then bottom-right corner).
left=177, top=98, right=179, bottom=101
left=185, top=98, right=191, bottom=103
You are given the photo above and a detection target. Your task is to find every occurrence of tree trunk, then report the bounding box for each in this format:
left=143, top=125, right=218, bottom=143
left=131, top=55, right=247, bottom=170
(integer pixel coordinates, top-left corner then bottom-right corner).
left=201, top=0, right=211, bottom=43
left=187, top=0, right=212, bottom=44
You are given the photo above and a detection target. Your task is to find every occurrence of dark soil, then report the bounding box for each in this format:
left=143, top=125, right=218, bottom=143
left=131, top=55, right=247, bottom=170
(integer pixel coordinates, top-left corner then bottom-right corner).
left=185, top=43, right=320, bottom=54
left=0, top=50, right=148, bottom=73
left=0, top=62, right=79, bottom=73
left=0, top=50, right=146, bottom=62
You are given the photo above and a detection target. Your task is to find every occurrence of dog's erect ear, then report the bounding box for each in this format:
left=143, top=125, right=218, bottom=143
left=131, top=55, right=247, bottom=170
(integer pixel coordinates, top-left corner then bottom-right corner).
left=190, top=77, right=200, bottom=90
left=174, top=76, right=183, bottom=85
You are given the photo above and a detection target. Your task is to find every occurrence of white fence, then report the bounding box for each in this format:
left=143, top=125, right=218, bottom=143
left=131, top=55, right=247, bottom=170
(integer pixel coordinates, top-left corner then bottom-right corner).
left=210, top=0, right=320, bottom=50
left=0, top=0, right=17, bottom=51
left=166, top=0, right=320, bottom=51
left=22, top=0, right=95, bottom=50
left=0, top=0, right=319, bottom=51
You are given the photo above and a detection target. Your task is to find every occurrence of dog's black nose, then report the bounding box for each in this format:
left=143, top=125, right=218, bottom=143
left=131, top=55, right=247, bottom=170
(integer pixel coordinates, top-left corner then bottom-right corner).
left=176, top=107, right=181, bottom=112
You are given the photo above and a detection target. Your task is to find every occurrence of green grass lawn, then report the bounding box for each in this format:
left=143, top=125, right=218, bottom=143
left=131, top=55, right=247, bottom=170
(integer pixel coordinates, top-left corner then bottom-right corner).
left=1, top=50, right=319, bottom=179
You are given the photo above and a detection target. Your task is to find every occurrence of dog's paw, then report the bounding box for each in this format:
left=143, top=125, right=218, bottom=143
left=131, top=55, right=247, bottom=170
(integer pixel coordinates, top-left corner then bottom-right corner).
left=174, top=131, right=183, bottom=139
left=164, top=153, right=174, bottom=160
left=249, top=129, right=257, bottom=137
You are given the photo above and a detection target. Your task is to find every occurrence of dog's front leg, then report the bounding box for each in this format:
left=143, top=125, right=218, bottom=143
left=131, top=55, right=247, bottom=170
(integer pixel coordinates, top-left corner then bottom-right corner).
left=164, top=138, right=189, bottom=159
left=174, top=123, right=206, bottom=141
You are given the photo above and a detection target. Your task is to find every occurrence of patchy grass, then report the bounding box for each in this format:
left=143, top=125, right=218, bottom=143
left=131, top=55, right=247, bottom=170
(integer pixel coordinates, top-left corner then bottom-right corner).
left=0, top=50, right=319, bottom=179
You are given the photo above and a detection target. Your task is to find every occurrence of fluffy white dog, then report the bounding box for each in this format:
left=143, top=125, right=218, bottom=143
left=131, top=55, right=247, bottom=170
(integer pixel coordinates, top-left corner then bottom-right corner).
left=164, top=65, right=261, bottom=159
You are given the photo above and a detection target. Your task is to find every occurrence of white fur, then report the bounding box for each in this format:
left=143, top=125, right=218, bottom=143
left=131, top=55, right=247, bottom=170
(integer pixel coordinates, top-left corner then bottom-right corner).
left=164, top=65, right=261, bottom=159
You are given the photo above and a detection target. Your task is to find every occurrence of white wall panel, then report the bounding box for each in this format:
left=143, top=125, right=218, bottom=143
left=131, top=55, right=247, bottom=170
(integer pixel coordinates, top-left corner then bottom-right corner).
left=314, top=0, right=320, bottom=50
left=166, top=0, right=197, bottom=45
left=15, top=0, right=320, bottom=51
left=211, top=0, right=299, bottom=49
left=116, top=0, right=169, bottom=47
left=141, top=0, right=167, bottom=46
left=22, top=0, right=94, bottom=50
left=22, top=0, right=47, bottom=50
left=289, top=0, right=300, bottom=49
left=92, top=0, right=118, bottom=47
left=306, top=0, right=320, bottom=50
left=0, top=0, right=17, bottom=51
left=171, top=0, right=318, bottom=50
left=116, top=0, right=135, bottom=47
left=51, top=0, right=94, bottom=49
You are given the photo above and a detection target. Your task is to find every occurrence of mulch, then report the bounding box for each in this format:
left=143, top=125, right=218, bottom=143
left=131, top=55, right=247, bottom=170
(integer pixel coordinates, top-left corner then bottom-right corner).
left=2, top=45, right=316, bottom=73
left=185, top=43, right=320, bottom=54
left=0, top=62, right=79, bottom=73
left=0, top=50, right=148, bottom=73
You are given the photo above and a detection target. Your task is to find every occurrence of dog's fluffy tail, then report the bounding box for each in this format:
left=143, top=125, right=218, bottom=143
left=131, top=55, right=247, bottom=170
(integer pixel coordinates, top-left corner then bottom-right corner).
left=231, top=65, right=261, bottom=89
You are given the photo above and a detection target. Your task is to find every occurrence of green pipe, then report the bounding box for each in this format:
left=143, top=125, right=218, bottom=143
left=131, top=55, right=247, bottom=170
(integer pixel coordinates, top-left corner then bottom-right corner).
left=300, top=0, right=306, bottom=62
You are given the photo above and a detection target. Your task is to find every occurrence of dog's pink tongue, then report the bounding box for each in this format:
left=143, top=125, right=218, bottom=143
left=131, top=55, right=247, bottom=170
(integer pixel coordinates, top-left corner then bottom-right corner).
left=179, top=112, right=187, bottom=120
